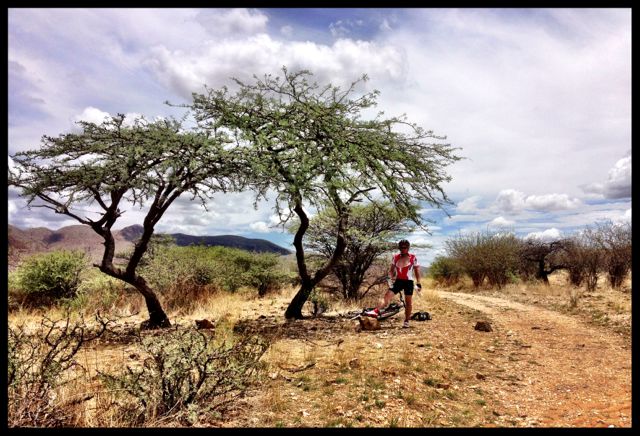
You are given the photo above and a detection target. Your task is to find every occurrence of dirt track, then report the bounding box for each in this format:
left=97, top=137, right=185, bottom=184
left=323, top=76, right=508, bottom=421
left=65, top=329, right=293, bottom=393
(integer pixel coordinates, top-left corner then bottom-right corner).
left=439, top=291, right=632, bottom=427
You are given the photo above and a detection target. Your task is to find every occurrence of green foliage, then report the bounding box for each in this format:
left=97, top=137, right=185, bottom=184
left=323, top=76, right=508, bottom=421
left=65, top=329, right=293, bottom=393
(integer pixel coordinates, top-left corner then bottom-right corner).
left=429, top=255, right=464, bottom=286
left=304, top=201, right=418, bottom=300
left=190, top=68, right=461, bottom=227
left=140, top=245, right=293, bottom=300
left=309, top=288, right=331, bottom=316
left=99, top=329, right=270, bottom=426
left=10, top=250, right=87, bottom=306
left=8, top=113, right=243, bottom=326
left=189, top=67, right=462, bottom=317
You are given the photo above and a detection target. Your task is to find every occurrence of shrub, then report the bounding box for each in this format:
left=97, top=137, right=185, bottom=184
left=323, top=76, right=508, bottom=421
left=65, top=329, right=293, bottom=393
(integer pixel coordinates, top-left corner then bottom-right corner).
left=445, top=231, right=520, bottom=289
left=8, top=311, right=111, bottom=427
left=241, top=252, right=294, bottom=297
left=429, top=256, right=463, bottom=286
left=309, top=288, right=331, bottom=316
left=10, top=250, right=87, bottom=307
left=99, top=329, right=270, bottom=426
left=588, top=221, right=631, bottom=289
left=561, top=234, right=603, bottom=292
left=140, top=245, right=293, bottom=307
left=71, top=269, right=140, bottom=313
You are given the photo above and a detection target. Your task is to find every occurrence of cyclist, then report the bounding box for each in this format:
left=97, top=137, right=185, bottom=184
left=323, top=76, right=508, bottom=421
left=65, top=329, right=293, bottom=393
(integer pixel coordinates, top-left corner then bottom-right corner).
left=365, top=239, right=422, bottom=328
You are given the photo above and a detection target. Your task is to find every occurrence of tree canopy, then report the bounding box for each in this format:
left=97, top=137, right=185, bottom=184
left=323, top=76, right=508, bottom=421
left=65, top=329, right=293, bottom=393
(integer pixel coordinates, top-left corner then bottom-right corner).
left=9, top=114, right=238, bottom=327
left=188, top=68, right=462, bottom=318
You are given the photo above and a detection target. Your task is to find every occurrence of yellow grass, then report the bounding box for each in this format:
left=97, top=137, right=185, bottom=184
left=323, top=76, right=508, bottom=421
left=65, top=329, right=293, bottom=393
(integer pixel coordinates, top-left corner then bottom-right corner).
left=8, top=272, right=631, bottom=428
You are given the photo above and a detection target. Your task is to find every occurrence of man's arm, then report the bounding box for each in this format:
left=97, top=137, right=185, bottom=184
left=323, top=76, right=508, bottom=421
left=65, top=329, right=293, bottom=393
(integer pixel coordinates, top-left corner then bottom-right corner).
left=387, top=261, right=396, bottom=289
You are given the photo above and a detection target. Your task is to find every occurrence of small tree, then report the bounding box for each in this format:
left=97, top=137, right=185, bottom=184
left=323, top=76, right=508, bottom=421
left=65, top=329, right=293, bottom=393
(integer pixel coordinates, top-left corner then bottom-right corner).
left=189, top=68, right=461, bottom=319
left=562, top=232, right=603, bottom=292
left=446, top=231, right=520, bottom=289
left=446, top=232, right=489, bottom=288
left=9, top=115, right=239, bottom=328
left=589, top=221, right=632, bottom=289
left=429, top=255, right=463, bottom=287
left=483, top=232, right=520, bottom=289
left=304, top=201, right=417, bottom=300
left=518, top=238, right=568, bottom=285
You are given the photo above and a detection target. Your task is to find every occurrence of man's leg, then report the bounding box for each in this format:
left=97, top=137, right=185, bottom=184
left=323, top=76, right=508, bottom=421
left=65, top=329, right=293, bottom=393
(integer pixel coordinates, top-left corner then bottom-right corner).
left=379, top=289, right=395, bottom=310
left=404, top=294, right=413, bottom=322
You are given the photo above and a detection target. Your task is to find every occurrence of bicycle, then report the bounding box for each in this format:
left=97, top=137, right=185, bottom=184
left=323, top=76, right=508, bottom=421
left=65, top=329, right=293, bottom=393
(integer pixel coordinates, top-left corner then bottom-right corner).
left=349, top=291, right=406, bottom=321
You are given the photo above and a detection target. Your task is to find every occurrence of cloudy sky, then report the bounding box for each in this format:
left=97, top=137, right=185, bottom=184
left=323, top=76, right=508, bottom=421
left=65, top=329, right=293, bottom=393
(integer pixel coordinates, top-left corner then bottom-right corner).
left=8, top=8, right=631, bottom=265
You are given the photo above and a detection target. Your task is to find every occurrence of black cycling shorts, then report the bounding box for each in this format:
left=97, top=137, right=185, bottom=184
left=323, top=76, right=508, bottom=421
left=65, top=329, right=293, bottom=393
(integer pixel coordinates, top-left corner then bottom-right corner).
left=392, top=279, right=414, bottom=296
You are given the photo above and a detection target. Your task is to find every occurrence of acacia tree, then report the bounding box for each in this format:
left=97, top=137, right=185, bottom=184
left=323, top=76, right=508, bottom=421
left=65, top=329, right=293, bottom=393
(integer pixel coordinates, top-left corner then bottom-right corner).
left=8, top=115, right=237, bottom=328
left=189, top=68, right=461, bottom=319
left=304, top=201, right=417, bottom=300
left=518, top=238, right=568, bottom=285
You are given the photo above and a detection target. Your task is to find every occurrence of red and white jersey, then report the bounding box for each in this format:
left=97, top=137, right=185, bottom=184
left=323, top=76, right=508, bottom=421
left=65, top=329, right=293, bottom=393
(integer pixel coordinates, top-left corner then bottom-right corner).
left=392, top=253, right=419, bottom=280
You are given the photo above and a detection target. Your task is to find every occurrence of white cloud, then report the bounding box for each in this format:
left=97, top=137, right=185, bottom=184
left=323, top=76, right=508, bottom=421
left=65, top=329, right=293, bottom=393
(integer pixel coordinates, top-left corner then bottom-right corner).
left=494, top=189, right=526, bottom=213
left=489, top=216, right=515, bottom=228
left=329, top=19, right=364, bottom=38
left=603, top=156, right=631, bottom=199
left=73, top=107, right=111, bottom=125
left=524, top=193, right=582, bottom=211
left=145, top=35, right=407, bottom=99
left=580, top=155, right=631, bottom=199
left=280, top=25, right=293, bottom=37
left=456, top=195, right=483, bottom=213
left=494, top=189, right=581, bottom=213
left=250, top=221, right=270, bottom=233
left=613, top=208, right=631, bottom=225
left=580, top=181, right=604, bottom=197
left=8, top=200, right=17, bottom=218
left=525, top=228, right=562, bottom=241
left=379, top=18, right=393, bottom=32
left=195, top=8, right=268, bottom=37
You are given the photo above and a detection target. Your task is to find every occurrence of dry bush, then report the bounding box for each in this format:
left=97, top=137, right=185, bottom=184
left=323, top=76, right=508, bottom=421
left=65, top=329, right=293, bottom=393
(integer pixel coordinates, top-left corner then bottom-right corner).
left=561, top=235, right=603, bottom=292
left=8, top=310, right=112, bottom=427
left=517, top=239, right=568, bottom=284
left=429, top=255, right=463, bottom=286
left=98, top=328, right=270, bottom=426
left=446, top=231, right=520, bottom=289
left=588, top=221, right=632, bottom=289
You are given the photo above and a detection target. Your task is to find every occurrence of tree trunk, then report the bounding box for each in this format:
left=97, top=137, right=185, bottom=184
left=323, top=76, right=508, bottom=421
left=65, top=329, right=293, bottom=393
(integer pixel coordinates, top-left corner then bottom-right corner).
left=98, top=264, right=171, bottom=329
left=285, top=282, right=314, bottom=319
left=136, top=282, right=171, bottom=329
left=536, top=260, right=550, bottom=285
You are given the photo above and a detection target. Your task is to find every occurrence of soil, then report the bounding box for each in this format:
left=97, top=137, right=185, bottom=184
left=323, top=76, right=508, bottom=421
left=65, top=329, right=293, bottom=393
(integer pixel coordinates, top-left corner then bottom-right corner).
left=438, top=291, right=632, bottom=427
left=65, top=282, right=631, bottom=428
left=213, top=286, right=632, bottom=428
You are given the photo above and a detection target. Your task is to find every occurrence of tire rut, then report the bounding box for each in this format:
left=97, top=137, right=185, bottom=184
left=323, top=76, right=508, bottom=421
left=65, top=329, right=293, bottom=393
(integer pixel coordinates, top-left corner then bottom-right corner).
left=439, top=291, right=632, bottom=427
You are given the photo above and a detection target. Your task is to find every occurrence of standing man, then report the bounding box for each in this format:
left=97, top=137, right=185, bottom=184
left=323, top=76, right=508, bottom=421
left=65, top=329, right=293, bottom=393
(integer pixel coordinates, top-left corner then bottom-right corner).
left=365, top=239, right=421, bottom=328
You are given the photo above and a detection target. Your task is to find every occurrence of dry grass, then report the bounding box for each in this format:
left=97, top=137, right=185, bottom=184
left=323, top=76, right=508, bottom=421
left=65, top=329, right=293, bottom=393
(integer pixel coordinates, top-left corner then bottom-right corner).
left=432, top=272, right=631, bottom=339
left=8, top=273, right=631, bottom=428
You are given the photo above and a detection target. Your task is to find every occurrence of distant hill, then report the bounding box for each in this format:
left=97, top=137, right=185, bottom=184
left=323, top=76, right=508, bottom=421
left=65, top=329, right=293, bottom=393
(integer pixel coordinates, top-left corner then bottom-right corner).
left=169, top=233, right=291, bottom=255
left=8, top=224, right=291, bottom=265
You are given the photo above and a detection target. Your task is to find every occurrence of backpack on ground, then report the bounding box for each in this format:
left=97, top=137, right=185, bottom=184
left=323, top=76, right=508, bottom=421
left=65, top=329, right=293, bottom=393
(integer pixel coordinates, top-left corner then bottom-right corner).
left=411, top=311, right=432, bottom=321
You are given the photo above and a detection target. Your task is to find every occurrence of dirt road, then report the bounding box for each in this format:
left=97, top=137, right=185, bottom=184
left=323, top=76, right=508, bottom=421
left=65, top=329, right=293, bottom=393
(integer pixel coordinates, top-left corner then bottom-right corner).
left=439, top=291, right=632, bottom=427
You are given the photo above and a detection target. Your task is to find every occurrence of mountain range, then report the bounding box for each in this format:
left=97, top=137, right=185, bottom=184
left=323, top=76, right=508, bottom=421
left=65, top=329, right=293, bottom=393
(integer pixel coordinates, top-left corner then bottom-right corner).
left=8, top=224, right=291, bottom=264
